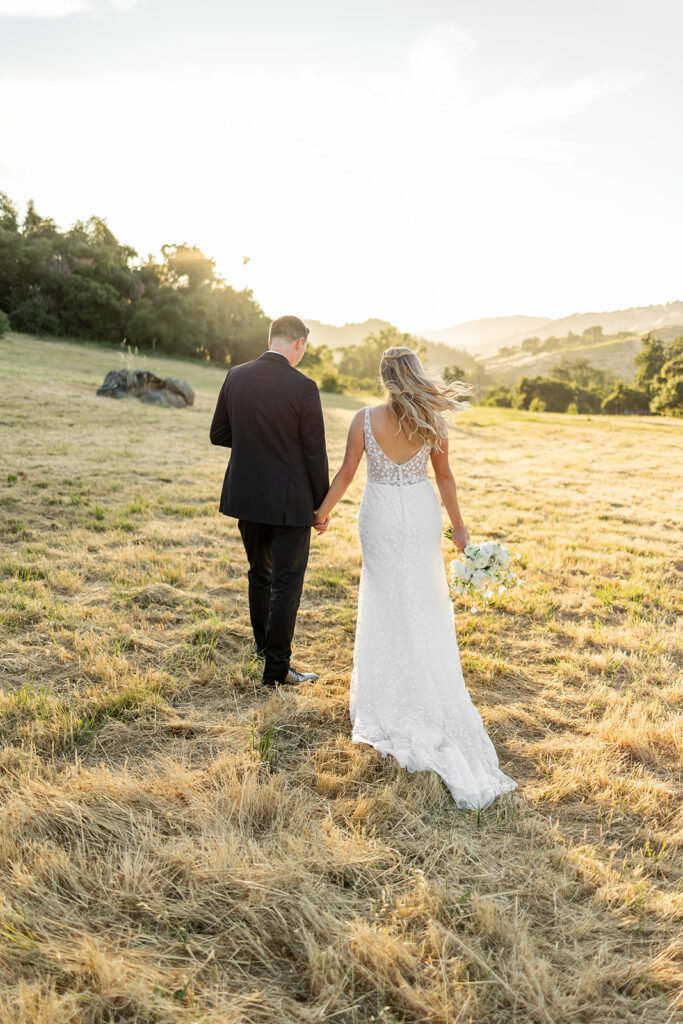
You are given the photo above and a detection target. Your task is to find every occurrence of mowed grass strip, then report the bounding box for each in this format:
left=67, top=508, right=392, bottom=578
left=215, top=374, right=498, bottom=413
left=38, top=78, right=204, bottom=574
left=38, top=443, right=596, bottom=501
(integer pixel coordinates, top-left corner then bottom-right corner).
left=0, top=331, right=681, bottom=1024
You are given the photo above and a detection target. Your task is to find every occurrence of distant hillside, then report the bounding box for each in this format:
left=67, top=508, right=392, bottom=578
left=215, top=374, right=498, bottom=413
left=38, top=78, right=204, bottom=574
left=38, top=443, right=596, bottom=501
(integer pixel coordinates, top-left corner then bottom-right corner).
left=413, top=301, right=683, bottom=358
left=649, top=323, right=683, bottom=344
left=304, top=305, right=683, bottom=384
left=418, top=315, right=552, bottom=356
left=494, top=301, right=683, bottom=351
left=482, top=335, right=644, bottom=387
left=304, top=317, right=479, bottom=374
left=305, top=319, right=394, bottom=350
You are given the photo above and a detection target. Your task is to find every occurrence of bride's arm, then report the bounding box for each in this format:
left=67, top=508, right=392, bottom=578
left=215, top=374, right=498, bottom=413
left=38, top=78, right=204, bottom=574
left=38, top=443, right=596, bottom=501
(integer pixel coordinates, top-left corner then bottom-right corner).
left=314, top=408, right=365, bottom=528
left=430, top=438, right=470, bottom=551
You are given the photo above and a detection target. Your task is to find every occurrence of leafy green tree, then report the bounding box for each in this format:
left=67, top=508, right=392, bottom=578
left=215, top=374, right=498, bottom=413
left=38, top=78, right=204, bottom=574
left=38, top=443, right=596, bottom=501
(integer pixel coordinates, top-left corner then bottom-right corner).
left=601, top=383, right=651, bottom=415
left=582, top=325, right=604, bottom=344
left=0, top=194, right=23, bottom=314
left=321, top=373, right=344, bottom=393
left=161, top=244, right=216, bottom=291
left=513, top=376, right=575, bottom=412
left=338, top=326, right=426, bottom=384
left=649, top=376, right=683, bottom=416
left=659, top=336, right=683, bottom=377
left=49, top=274, right=128, bottom=344
left=550, top=357, right=613, bottom=391
left=648, top=336, right=683, bottom=416
left=521, top=336, right=541, bottom=354
left=9, top=294, right=59, bottom=335
left=300, top=342, right=336, bottom=378
left=634, top=333, right=667, bottom=394
left=571, top=385, right=604, bottom=413
left=0, top=192, right=270, bottom=363
left=443, top=364, right=466, bottom=384
left=0, top=309, right=10, bottom=336
left=481, top=385, right=512, bottom=407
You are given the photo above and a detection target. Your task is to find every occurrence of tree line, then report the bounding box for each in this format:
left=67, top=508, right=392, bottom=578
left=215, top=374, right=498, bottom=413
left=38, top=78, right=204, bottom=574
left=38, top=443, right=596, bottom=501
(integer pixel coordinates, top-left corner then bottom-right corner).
left=480, top=335, right=682, bottom=416
left=495, top=324, right=624, bottom=358
left=0, top=194, right=680, bottom=415
left=0, top=194, right=269, bottom=365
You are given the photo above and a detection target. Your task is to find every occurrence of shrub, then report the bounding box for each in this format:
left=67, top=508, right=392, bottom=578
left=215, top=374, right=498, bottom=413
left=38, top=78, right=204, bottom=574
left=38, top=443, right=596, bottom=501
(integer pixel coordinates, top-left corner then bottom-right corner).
left=9, top=294, right=59, bottom=335
left=481, top=385, right=512, bottom=407
left=649, top=376, right=683, bottom=417
left=529, top=396, right=547, bottom=412
left=601, top=383, right=651, bottom=415
left=514, top=376, right=574, bottom=412
left=0, top=309, right=9, bottom=336
left=572, top=386, right=604, bottom=414
left=321, top=373, right=344, bottom=394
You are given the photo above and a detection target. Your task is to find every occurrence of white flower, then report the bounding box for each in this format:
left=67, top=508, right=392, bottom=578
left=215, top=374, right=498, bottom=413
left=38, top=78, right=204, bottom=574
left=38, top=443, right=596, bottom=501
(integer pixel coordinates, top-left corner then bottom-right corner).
left=450, top=560, right=469, bottom=582
left=471, top=569, right=488, bottom=590
left=473, top=548, right=490, bottom=569
left=497, top=547, right=511, bottom=569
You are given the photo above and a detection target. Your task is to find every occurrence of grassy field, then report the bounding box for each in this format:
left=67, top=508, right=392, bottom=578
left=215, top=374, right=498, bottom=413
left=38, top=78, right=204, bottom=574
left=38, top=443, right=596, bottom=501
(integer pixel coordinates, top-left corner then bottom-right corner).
left=0, top=332, right=681, bottom=1024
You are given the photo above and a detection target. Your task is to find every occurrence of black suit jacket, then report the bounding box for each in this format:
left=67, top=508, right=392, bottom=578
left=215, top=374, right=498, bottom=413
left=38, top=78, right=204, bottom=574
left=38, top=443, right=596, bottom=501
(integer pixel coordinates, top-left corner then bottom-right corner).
left=209, top=351, right=329, bottom=527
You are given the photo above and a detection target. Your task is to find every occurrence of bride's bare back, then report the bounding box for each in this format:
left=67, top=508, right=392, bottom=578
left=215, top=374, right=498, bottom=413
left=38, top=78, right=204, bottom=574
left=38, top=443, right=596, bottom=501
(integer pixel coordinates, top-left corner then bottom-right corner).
left=368, top=404, right=425, bottom=465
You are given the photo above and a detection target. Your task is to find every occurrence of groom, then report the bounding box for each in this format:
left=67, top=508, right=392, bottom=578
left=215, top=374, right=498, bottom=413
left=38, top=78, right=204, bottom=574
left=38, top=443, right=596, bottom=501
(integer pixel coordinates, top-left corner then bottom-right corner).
left=209, top=315, right=330, bottom=687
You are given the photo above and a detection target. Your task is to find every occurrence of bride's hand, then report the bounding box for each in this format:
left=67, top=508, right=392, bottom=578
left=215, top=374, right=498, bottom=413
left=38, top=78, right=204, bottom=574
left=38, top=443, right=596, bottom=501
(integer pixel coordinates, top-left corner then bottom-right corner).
left=451, top=522, right=469, bottom=552
left=314, top=511, right=330, bottom=534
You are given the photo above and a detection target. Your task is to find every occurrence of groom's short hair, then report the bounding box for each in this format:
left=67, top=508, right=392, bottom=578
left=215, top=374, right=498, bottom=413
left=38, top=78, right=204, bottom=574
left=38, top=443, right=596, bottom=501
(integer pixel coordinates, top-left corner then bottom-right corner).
left=269, top=315, right=309, bottom=345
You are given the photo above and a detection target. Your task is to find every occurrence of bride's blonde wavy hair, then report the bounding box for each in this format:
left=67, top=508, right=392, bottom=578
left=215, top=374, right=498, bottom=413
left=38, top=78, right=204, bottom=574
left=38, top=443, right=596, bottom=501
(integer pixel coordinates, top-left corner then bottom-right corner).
left=379, top=347, right=472, bottom=450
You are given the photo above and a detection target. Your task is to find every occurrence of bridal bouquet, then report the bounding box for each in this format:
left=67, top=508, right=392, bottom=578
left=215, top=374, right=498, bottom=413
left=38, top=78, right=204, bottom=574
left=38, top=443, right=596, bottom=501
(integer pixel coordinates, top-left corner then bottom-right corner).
left=447, top=538, right=523, bottom=612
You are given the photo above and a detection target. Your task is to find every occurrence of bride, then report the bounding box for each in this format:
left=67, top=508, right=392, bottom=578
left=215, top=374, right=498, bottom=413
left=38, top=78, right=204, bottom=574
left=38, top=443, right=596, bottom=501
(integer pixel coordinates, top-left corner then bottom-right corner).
left=314, top=347, right=517, bottom=810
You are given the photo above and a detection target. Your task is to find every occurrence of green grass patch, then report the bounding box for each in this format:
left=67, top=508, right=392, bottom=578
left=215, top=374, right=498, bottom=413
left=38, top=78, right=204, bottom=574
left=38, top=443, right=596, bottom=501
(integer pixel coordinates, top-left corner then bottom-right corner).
left=69, top=687, right=161, bottom=746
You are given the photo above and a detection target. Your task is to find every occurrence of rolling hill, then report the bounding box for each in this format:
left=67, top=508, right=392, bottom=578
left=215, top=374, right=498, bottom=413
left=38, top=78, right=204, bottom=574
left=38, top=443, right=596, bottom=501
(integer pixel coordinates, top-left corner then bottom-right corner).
left=417, top=315, right=552, bottom=355
left=305, top=303, right=683, bottom=385
left=307, top=301, right=683, bottom=360
left=494, top=301, right=683, bottom=352
left=305, top=318, right=395, bottom=350
left=481, top=335, right=644, bottom=386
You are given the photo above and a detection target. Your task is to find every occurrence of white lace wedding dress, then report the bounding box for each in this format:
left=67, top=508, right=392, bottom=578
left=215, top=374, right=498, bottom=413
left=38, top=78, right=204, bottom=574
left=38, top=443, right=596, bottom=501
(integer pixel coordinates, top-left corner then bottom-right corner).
left=349, top=407, right=518, bottom=809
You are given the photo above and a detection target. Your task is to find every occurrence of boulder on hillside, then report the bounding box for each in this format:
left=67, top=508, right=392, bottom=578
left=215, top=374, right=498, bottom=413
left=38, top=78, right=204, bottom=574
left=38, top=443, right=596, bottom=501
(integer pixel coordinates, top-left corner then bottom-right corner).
left=96, top=369, right=194, bottom=407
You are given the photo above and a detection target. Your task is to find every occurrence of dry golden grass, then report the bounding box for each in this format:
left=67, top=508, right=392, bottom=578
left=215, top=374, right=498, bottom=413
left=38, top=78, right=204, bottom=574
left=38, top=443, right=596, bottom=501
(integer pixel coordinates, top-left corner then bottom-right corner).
left=0, top=331, right=681, bottom=1024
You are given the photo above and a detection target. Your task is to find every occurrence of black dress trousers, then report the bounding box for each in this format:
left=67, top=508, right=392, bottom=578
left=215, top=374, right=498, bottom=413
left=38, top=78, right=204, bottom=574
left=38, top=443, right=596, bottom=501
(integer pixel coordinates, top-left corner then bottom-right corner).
left=238, top=519, right=311, bottom=683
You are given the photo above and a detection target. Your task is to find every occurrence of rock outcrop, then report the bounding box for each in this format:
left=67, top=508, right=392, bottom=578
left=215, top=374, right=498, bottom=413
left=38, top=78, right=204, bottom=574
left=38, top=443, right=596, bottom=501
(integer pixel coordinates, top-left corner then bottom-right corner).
left=96, top=369, right=194, bottom=408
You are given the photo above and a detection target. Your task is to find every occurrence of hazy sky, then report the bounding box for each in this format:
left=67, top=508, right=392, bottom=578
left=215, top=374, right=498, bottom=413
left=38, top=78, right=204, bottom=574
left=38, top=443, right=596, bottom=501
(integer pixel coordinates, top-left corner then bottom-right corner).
left=1, top=0, right=681, bottom=330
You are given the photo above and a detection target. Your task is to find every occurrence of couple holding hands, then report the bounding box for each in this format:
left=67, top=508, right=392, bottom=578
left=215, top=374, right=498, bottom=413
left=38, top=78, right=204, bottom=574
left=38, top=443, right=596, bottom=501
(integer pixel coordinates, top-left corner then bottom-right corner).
left=210, top=315, right=516, bottom=810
